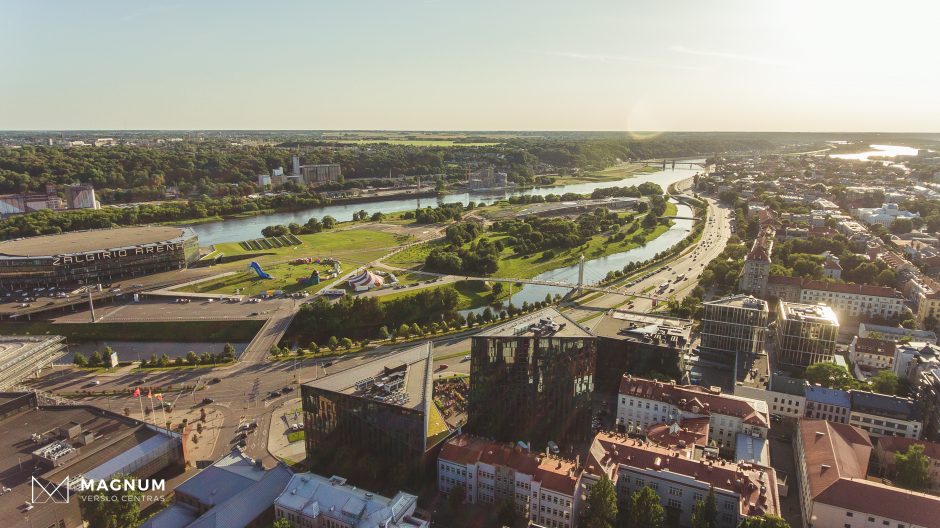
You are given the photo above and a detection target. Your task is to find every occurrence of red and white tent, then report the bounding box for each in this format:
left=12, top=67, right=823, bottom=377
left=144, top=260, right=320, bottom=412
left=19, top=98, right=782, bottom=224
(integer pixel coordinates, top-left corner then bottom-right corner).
left=348, top=270, right=384, bottom=290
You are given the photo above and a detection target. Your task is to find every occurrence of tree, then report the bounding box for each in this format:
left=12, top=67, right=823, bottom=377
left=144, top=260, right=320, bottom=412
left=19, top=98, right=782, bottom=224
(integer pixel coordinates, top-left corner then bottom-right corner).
left=496, top=498, right=517, bottom=526
left=870, top=370, right=899, bottom=395
left=582, top=474, right=618, bottom=528
left=308, top=341, right=319, bottom=354
left=340, top=337, right=353, bottom=351
left=378, top=326, right=390, bottom=340
left=804, top=362, right=859, bottom=390
left=270, top=518, right=295, bottom=528
left=691, top=487, right=718, bottom=528
left=890, top=217, right=913, bottom=234
left=327, top=336, right=339, bottom=352
left=223, top=343, right=235, bottom=356
left=447, top=484, right=465, bottom=516
left=89, top=350, right=103, bottom=368
left=322, top=215, right=336, bottom=229
left=895, top=443, right=931, bottom=490
left=187, top=351, right=199, bottom=365
left=737, top=514, right=790, bottom=528
left=78, top=473, right=143, bottom=528
left=628, top=486, right=664, bottom=528
left=73, top=352, right=88, bottom=368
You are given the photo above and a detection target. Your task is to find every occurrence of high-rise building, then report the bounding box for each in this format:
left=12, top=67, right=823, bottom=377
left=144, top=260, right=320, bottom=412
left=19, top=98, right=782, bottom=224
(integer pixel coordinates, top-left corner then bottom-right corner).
left=699, top=295, right=768, bottom=368
left=467, top=308, right=595, bottom=446
left=300, top=343, right=450, bottom=485
left=775, top=301, right=839, bottom=368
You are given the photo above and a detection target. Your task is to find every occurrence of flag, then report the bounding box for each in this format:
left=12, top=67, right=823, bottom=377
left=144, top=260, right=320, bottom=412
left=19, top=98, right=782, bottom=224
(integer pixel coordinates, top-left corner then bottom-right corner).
left=155, top=393, right=163, bottom=402
left=147, top=390, right=152, bottom=399
left=133, top=387, right=140, bottom=398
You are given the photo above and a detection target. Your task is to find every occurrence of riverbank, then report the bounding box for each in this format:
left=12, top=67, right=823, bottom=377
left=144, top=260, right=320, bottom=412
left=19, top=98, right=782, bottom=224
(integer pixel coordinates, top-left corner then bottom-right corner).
left=0, top=320, right=264, bottom=343
left=548, top=163, right=658, bottom=186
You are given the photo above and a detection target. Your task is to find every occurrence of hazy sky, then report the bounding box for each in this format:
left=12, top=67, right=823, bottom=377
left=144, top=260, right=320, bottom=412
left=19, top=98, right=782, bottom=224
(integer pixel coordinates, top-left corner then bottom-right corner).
left=2, top=0, right=938, bottom=131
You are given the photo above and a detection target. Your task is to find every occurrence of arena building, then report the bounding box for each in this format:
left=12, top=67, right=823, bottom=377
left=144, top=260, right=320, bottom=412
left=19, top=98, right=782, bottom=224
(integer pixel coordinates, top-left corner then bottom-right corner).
left=0, top=226, right=199, bottom=291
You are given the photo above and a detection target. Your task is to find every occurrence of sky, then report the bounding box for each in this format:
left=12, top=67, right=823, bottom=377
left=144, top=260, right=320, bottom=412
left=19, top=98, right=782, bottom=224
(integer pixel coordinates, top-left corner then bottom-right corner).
left=1, top=0, right=938, bottom=132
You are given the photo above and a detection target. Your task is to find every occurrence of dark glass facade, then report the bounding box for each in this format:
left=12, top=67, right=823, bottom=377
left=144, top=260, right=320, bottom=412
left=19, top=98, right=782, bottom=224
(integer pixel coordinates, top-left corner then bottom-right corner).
left=301, top=385, right=427, bottom=472
left=467, top=335, right=595, bottom=446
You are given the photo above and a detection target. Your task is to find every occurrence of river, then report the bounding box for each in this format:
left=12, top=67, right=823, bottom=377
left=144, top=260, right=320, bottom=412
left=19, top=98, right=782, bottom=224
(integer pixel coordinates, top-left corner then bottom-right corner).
left=829, top=144, right=919, bottom=161
left=188, top=162, right=704, bottom=246
left=459, top=201, right=695, bottom=316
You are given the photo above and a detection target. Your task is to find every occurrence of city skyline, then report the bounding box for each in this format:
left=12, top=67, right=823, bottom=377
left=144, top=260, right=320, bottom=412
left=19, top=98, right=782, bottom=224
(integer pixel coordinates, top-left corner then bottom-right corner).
left=2, top=0, right=939, bottom=132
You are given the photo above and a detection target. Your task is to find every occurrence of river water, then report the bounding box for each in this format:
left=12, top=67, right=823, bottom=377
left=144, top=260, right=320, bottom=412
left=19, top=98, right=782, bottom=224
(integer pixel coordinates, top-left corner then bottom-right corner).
left=829, top=144, right=919, bottom=161
left=189, top=163, right=703, bottom=246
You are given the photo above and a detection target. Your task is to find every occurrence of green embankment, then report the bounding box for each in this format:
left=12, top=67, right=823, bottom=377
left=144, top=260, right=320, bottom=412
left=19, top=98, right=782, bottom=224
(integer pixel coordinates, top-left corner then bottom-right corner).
left=0, top=320, right=264, bottom=343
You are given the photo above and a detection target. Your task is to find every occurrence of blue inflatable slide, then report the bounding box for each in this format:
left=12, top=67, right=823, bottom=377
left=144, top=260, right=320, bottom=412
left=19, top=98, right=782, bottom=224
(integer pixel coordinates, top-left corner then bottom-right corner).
left=249, top=261, right=272, bottom=279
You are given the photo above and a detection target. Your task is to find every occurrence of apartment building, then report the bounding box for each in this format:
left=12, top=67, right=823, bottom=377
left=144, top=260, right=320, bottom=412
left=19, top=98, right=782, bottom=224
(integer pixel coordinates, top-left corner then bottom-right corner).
left=765, top=278, right=904, bottom=321
left=699, top=295, right=768, bottom=365
left=775, top=302, right=839, bottom=368
left=858, top=322, right=936, bottom=344
left=848, top=336, right=897, bottom=372
left=734, top=374, right=807, bottom=419
left=848, top=391, right=922, bottom=439
left=438, top=435, right=582, bottom=528
left=583, top=432, right=779, bottom=528
left=804, top=385, right=851, bottom=424
left=617, top=376, right=769, bottom=452
left=794, top=420, right=940, bottom=528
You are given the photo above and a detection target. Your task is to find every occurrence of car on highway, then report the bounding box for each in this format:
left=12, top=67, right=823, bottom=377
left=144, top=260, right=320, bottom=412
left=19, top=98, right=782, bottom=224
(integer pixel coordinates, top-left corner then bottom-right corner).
left=209, top=377, right=221, bottom=384
left=437, top=364, right=448, bottom=371
left=201, top=398, right=214, bottom=405
left=463, top=355, right=470, bottom=361
left=268, top=390, right=281, bottom=399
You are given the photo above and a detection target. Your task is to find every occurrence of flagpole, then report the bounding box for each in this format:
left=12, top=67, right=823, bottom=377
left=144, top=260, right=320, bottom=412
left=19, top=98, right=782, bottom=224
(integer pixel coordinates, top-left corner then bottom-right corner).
left=148, top=391, right=156, bottom=427
left=136, top=387, right=144, bottom=422
left=158, top=396, right=167, bottom=431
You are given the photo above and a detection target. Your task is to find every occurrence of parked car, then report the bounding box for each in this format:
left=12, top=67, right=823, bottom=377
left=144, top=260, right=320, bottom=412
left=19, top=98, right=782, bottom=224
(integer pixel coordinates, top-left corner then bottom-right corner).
left=202, top=398, right=214, bottom=405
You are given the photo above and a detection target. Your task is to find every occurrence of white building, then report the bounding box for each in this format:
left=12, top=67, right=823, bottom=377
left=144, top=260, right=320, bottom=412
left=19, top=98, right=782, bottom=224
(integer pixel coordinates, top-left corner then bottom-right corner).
left=618, top=376, right=769, bottom=452
left=583, top=432, right=780, bottom=528
left=274, top=473, right=427, bottom=528
left=734, top=374, right=807, bottom=419
left=438, top=435, right=582, bottom=528
left=798, top=280, right=905, bottom=321
left=794, top=420, right=940, bottom=528
left=856, top=202, right=919, bottom=228
left=848, top=336, right=897, bottom=372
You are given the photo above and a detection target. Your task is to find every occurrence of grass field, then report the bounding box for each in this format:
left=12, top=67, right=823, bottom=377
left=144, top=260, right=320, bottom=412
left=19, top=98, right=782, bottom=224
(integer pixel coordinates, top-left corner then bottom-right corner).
left=213, top=229, right=408, bottom=266
left=286, top=430, right=305, bottom=443
left=383, top=239, right=447, bottom=268
left=427, top=403, right=451, bottom=446
left=377, top=280, right=499, bottom=310
left=178, top=261, right=339, bottom=296
left=0, top=320, right=264, bottom=343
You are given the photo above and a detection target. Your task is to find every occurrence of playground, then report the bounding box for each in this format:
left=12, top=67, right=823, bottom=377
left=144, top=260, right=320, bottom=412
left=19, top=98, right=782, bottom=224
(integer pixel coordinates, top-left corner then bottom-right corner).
left=177, top=258, right=342, bottom=297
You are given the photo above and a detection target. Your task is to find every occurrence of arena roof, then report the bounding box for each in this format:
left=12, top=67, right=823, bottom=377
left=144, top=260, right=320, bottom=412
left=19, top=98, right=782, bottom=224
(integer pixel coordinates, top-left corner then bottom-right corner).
left=0, top=226, right=192, bottom=257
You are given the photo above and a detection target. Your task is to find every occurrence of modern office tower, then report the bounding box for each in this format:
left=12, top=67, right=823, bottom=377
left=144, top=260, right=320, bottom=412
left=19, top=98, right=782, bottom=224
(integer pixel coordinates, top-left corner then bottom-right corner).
left=775, top=301, right=839, bottom=368
left=467, top=308, right=595, bottom=446
left=699, top=295, right=768, bottom=368
left=300, top=343, right=450, bottom=487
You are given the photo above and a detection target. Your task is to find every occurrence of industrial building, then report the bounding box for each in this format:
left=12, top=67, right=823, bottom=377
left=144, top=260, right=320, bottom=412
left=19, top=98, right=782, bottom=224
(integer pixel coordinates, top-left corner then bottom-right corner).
left=774, top=301, right=839, bottom=368
left=467, top=308, right=595, bottom=446
left=0, top=225, right=199, bottom=291
left=0, top=335, right=66, bottom=390
left=0, top=393, right=184, bottom=528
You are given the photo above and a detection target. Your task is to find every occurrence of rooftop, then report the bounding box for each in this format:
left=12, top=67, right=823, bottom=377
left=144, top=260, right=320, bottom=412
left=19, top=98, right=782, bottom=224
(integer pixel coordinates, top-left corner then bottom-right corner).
left=768, top=374, right=807, bottom=397
left=0, top=226, right=192, bottom=257
left=703, top=294, right=768, bottom=311
left=585, top=432, right=779, bottom=519
left=804, top=385, right=851, bottom=408
left=849, top=391, right=920, bottom=421
left=302, top=343, right=432, bottom=411
left=619, top=376, right=769, bottom=428
left=798, top=420, right=940, bottom=526
left=472, top=307, right=591, bottom=339
left=275, top=473, right=425, bottom=528
left=590, top=310, right=691, bottom=347
left=851, top=337, right=896, bottom=358
left=778, top=301, right=839, bottom=326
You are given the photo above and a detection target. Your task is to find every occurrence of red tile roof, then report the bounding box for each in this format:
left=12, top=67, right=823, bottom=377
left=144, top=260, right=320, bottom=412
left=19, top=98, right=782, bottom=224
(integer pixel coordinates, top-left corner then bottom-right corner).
left=439, top=434, right=578, bottom=495
left=619, top=376, right=769, bottom=428
left=877, top=436, right=940, bottom=460
left=852, top=337, right=896, bottom=358
left=647, top=417, right=710, bottom=449
left=584, top=432, right=779, bottom=518
left=798, top=420, right=940, bottom=525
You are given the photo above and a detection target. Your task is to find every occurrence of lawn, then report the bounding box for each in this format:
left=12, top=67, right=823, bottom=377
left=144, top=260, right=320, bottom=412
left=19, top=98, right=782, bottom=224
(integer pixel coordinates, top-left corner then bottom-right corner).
left=213, top=228, right=409, bottom=267
left=427, top=403, right=451, bottom=446
left=287, top=430, right=305, bottom=443
left=383, top=239, right=447, bottom=268
left=178, top=261, right=339, bottom=296
left=376, top=280, right=498, bottom=310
